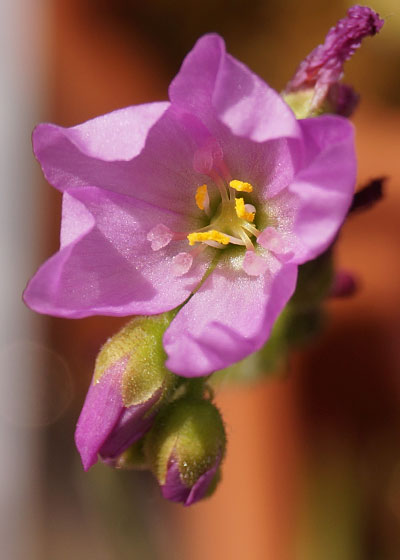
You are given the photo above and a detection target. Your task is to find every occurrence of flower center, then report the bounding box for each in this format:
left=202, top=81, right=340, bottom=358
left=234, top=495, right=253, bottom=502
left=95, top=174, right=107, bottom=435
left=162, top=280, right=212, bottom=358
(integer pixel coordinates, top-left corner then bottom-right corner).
left=146, top=139, right=292, bottom=278
left=187, top=179, right=259, bottom=251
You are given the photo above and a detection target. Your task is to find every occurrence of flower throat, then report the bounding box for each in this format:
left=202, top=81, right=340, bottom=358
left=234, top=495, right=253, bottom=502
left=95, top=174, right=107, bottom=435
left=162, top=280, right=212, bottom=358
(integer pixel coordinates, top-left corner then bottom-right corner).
left=147, top=141, right=268, bottom=277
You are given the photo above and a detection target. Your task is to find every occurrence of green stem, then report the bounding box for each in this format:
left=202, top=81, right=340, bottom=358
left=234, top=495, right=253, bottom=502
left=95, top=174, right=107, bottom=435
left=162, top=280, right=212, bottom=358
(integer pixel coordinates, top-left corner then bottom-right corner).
left=184, top=378, right=207, bottom=399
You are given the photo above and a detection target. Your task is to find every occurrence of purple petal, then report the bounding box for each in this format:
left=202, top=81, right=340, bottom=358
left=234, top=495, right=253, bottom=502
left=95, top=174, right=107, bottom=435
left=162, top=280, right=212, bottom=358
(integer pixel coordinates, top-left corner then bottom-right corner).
left=286, top=115, right=356, bottom=263
left=185, top=456, right=220, bottom=506
left=161, top=456, right=221, bottom=506
left=161, top=460, right=191, bottom=504
left=23, top=187, right=210, bottom=318
left=33, top=106, right=224, bottom=220
left=329, top=270, right=358, bottom=298
left=75, top=358, right=127, bottom=471
left=220, top=131, right=301, bottom=200
left=99, top=388, right=162, bottom=460
left=163, top=257, right=298, bottom=377
left=33, top=102, right=169, bottom=191
left=169, top=34, right=300, bottom=143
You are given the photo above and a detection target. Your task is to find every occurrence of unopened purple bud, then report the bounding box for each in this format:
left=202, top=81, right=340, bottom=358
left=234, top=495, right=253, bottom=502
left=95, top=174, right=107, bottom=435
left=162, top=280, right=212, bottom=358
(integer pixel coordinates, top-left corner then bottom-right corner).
left=330, top=270, right=358, bottom=298
left=146, top=398, right=226, bottom=506
left=75, top=364, right=161, bottom=470
left=285, top=6, right=384, bottom=113
left=162, top=455, right=221, bottom=506
left=75, top=315, right=177, bottom=471
left=349, top=177, right=385, bottom=214
left=326, top=83, right=360, bottom=117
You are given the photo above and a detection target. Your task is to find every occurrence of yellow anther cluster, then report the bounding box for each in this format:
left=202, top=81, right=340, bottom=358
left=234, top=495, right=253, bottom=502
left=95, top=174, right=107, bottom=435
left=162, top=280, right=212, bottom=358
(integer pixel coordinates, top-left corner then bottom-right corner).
left=195, top=184, right=208, bottom=211
left=187, top=230, right=230, bottom=246
left=235, top=198, right=254, bottom=223
left=229, top=180, right=253, bottom=193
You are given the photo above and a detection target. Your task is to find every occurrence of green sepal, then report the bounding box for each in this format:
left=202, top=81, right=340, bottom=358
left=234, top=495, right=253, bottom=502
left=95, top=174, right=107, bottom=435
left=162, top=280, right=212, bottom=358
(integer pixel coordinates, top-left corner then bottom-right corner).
left=145, top=397, right=226, bottom=488
left=94, top=311, right=178, bottom=408
left=283, top=89, right=320, bottom=119
left=283, top=88, right=344, bottom=119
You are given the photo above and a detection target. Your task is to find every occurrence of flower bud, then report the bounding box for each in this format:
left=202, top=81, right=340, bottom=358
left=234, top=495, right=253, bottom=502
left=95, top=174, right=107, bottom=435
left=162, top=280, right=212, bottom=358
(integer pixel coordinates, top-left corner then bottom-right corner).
left=329, top=270, right=358, bottom=298
left=284, top=6, right=383, bottom=116
left=75, top=313, right=177, bottom=471
left=145, top=397, right=226, bottom=506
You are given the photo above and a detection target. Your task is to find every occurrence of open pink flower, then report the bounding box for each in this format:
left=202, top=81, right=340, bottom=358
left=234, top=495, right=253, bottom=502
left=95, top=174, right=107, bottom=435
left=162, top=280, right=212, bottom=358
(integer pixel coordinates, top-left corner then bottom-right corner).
left=24, top=34, right=356, bottom=377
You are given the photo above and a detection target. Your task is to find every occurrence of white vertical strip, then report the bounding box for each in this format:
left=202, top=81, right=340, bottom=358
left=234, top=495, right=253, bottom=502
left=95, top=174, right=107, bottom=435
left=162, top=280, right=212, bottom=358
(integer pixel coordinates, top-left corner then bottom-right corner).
left=0, top=0, right=47, bottom=558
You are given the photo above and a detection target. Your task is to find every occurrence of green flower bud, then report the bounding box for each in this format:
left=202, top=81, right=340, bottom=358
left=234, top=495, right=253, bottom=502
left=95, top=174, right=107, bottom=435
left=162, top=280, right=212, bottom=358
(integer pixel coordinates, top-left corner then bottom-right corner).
left=76, top=312, right=178, bottom=470
left=145, top=397, right=226, bottom=506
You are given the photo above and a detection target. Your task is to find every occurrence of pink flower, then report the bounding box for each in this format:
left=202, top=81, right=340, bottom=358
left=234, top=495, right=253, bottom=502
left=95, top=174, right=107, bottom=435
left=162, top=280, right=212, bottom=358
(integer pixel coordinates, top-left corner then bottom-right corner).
left=24, top=34, right=356, bottom=377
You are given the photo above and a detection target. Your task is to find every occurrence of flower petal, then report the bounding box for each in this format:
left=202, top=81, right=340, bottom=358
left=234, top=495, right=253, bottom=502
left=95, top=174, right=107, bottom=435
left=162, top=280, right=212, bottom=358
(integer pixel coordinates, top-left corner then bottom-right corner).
left=169, top=34, right=300, bottom=143
left=75, top=359, right=126, bottom=471
left=286, top=115, right=356, bottom=263
left=33, top=102, right=169, bottom=190
left=99, top=389, right=162, bottom=460
left=163, top=256, right=298, bottom=377
left=161, top=460, right=190, bottom=504
left=33, top=105, right=219, bottom=219
left=222, top=132, right=301, bottom=199
left=185, top=458, right=221, bottom=506
left=161, top=456, right=221, bottom=506
left=23, top=187, right=210, bottom=318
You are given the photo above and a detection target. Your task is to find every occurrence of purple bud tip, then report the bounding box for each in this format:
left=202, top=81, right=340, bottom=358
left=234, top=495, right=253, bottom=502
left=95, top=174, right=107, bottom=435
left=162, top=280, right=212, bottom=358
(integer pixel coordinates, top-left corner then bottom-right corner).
left=349, top=177, right=385, bottom=214
left=285, top=6, right=384, bottom=108
left=330, top=270, right=358, bottom=298
left=326, top=83, right=360, bottom=117
left=161, top=455, right=221, bottom=506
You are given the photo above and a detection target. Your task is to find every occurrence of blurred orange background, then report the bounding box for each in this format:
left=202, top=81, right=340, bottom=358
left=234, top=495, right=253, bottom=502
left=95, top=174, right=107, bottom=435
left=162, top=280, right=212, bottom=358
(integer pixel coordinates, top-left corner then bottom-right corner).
left=2, top=0, right=400, bottom=559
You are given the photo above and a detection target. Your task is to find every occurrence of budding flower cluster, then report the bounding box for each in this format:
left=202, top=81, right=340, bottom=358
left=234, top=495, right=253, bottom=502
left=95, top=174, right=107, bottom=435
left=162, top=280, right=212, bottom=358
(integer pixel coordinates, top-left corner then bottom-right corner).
left=59, top=6, right=384, bottom=507
left=75, top=314, right=226, bottom=505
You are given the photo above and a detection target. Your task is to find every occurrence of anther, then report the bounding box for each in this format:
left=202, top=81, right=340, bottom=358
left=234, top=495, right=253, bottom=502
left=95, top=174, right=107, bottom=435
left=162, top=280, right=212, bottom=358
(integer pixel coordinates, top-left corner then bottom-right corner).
left=229, top=180, right=253, bottom=193
left=195, top=184, right=210, bottom=214
left=187, top=230, right=230, bottom=246
left=235, top=198, right=255, bottom=222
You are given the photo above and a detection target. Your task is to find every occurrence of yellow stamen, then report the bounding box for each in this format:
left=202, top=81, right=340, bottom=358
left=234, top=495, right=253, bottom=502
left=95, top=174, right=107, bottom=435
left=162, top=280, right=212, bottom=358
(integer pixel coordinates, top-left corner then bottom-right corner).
left=229, top=179, right=253, bottom=193
left=187, top=230, right=230, bottom=246
left=235, top=198, right=255, bottom=222
left=195, top=184, right=209, bottom=211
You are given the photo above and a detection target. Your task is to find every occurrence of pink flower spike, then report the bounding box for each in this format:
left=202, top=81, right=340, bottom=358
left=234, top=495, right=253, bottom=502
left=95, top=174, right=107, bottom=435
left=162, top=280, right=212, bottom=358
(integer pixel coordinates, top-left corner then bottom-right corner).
left=147, top=224, right=174, bottom=251
left=258, top=227, right=294, bottom=261
left=243, top=251, right=269, bottom=277
left=172, top=252, right=193, bottom=276
left=285, top=6, right=384, bottom=112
